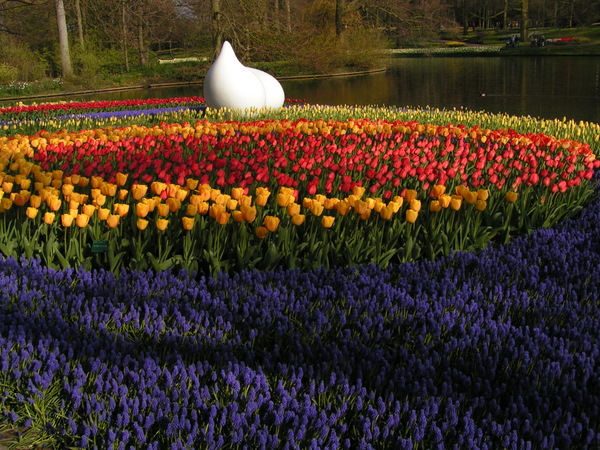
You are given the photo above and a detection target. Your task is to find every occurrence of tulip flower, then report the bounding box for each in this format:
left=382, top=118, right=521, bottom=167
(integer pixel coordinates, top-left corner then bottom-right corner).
left=352, top=186, right=366, bottom=198
left=131, top=184, right=148, bottom=200
left=156, top=218, right=168, bottom=231
left=97, top=208, right=110, bottom=221
left=136, top=219, right=149, bottom=231
left=291, top=214, right=306, bottom=226
left=406, top=209, right=418, bottom=223
left=263, top=216, right=280, bottom=232
left=115, top=172, right=128, bottom=187
left=166, top=197, right=181, bottom=213
left=255, top=193, right=269, bottom=207
left=182, top=216, right=195, bottom=231
left=450, top=195, right=463, bottom=211
left=430, top=184, right=446, bottom=198
left=286, top=203, right=301, bottom=217
left=506, top=191, right=518, bottom=203
left=439, top=195, right=451, bottom=208
left=429, top=200, right=442, bottom=212
left=82, top=204, right=95, bottom=216
left=240, top=205, right=257, bottom=222
left=404, top=189, right=418, bottom=202
left=321, top=215, right=335, bottom=228
left=106, top=214, right=121, bottom=228
left=118, top=189, right=129, bottom=200
left=29, top=195, right=42, bottom=208
left=26, top=206, right=38, bottom=219
left=216, top=211, right=230, bottom=225
left=113, top=203, right=130, bottom=217
left=156, top=203, right=170, bottom=217
left=379, top=206, right=394, bottom=220
left=477, top=189, right=489, bottom=201
left=409, top=199, right=422, bottom=213
left=255, top=226, right=268, bottom=239
left=232, top=210, right=244, bottom=223
left=43, top=212, right=55, bottom=224
left=61, top=214, right=74, bottom=227
left=476, top=200, right=487, bottom=212
left=76, top=213, right=90, bottom=228
left=136, top=202, right=150, bottom=218
left=336, top=201, right=351, bottom=216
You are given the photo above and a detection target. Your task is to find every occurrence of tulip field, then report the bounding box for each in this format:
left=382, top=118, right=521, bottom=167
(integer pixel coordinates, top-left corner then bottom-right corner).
left=1, top=97, right=600, bottom=448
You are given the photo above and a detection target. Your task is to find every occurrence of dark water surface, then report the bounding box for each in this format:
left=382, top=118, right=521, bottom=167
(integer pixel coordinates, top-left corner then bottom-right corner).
left=28, top=56, right=600, bottom=123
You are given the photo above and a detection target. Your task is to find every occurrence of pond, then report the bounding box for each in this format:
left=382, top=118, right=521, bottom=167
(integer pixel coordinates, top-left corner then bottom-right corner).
left=22, top=56, right=600, bottom=124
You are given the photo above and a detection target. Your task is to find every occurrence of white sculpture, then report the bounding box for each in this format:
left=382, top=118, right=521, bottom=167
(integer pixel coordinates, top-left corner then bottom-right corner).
left=203, top=41, right=285, bottom=110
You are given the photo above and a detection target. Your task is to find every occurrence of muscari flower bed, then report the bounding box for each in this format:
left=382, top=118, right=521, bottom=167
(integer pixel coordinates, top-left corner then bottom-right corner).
left=0, top=99, right=599, bottom=448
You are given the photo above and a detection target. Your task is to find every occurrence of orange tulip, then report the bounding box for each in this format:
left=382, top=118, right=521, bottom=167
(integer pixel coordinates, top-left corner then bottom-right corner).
left=102, top=183, right=117, bottom=197
left=186, top=178, right=199, bottom=191
left=311, top=202, right=324, bottom=216
left=186, top=204, right=198, bottom=216
left=188, top=194, right=202, bottom=206
left=115, top=172, right=128, bottom=187
left=324, top=197, right=339, bottom=210
left=439, top=194, right=451, bottom=208
left=405, top=208, right=418, bottom=223
left=136, top=202, right=150, bottom=218
left=94, top=194, right=106, bottom=207
left=430, top=184, right=446, bottom=198
left=118, top=189, right=129, bottom=200
left=82, top=204, right=95, bottom=216
left=226, top=199, right=238, bottom=211
left=26, top=206, right=38, bottom=219
left=379, top=206, right=394, bottom=220
left=464, top=190, right=477, bottom=205
left=106, top=214, right=120, bottom=228
left=131, top=184, right=148, bottom=200
left=506, top=191, right=518, bottom=203
left=182, top=216, right=195, bottom=230
left=78, top=176, right=89, bottom=188
left=216, top=211, right=230, bottom=225
left=476, top=200, right=487, bottom=212
left=47, top=196, right=61, bottom=211
left=61, top=214, right=74, bottom=227
left=43, top=212, right=55, bottom=224
left=151, top=181, right=167, bottom=196
left=209, top=204, right=225, bottom=219
left=255, top=193, right=270, bottom=207
left=359, top=210, right=371, bottom=220
left=232, top=210, right=244, bottom=223
left=136, top=219, right=149, bottom=231
left=197, top=202, right=209, bottom=215
left=174, top=188, right=188, bottom=202
left=321, top=215, right=335, bottom=228
left=336, top=200, right=351, bottom=216
left=354, top=200, right=368, bottom=215
left=388, top=201, right=401, bottom=213
left=450, top=195, right=462, bottom=211
left=277, top=192, right=292, bottom=207
left=230, top=187, right=244, bottom=200
left=255, top=226, right=268, bottom=239
left=76, top=213, right=90, bottom=228
left=392, top=195, right=404, bottom=207
left=97, top=208, right=110, bottom=221
left=70, top=174, right=81, bottom=185
left=2, top=181, right=13, bottom=193
left=477, top=189, right=489, bottom=201
left=12, top=193, right=28, bottom=207
left=91, top=176, right=103, bottom=189
left=263, top=216, right=280, bottom=232
left=286, top=203, right=301, bottom=217
left=429, top=200, right=442, bottom=212
left=238, top=195, right=252, bottom=207
left=165, top=197, right=181, bottom=213
left=409, top=199, right=422, bottom=213
left=240, top=205, right=257, bottom=223
left=352, top=185, right=366, bottom=198
left=113, top=203, right=130, bottom=217
left=404, top=189, right=418, bottom=202
left=156, top=218, right=168, bottom=231
left=156, top=202, right=170, bottom=217
left=290, top=213, right=304, bottom=226
left=62, top=184, right=75, bottom=197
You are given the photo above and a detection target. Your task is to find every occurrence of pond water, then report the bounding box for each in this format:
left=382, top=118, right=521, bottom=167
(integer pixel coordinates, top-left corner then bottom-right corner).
left=26, top=56, right=600, bottom=124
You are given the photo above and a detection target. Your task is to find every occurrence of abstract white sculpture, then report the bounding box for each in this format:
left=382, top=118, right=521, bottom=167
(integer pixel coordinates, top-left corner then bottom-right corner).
left=203, top=41, right=285, bottom=110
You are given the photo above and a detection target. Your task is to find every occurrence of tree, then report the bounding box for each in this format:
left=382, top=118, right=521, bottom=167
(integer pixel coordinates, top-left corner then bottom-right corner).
left=520, top=0, right=528, bottom=41
left=55, top=0, right=73, bottom=77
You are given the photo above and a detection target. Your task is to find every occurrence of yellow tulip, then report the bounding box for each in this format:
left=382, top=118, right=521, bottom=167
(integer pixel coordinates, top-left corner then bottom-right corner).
left=165, top=197, right=181, bottom=213
left=477, top=189, right=489, bottom=201
left=106, top=214, right=120, bottom=228
left=255, top=226, right=268, bottom=239
left=97, top=208, right=110, bottom=221
left=174, top=188, right=188, bottom=202
left=241, top=205, right=257, bottom=223
left=291, top=214, right=306, bottom=226
left=156, top=218, right=168, bottom=231
left=286, top=203, right=301, bottom=217
left=118, top=189, right=129, bottom=200
left=216, top=211, right=230, bottom=225
left=506, top=191, right=518, bottom=203
left=76, top=213, right=90, bottom=228
left=379, top=206, right=394, bottom=220
left=232, top=210, right=244, bottom=223
left=102, top=182, right=117, bottom=197
left=226, top=199, right=238, bottom=210
left=156, top=203, right=170, bottom=217
left=2, top=181, right=13, bottom=193
left=464, top=190, right=477, bottom=205
left=430, top=184, right=446, bottom=198
left=26, top=206, right=38, bottom=219
left=61, top=214, right=74, bottom=227
left=336, top=200, right=351, bottom=216
left=238, top=195, right=252, bottom=207
left=136, top=202, right=150, bottom=218
left=354, top=200, right=368, bottom=215
left=115, top=172, right=128, bottom=187
left=209, top=204, right=225, bottom=219
left=321, top=215, right=335, bottom=228
left=182, top=216, right=195, bottom=231
left=113, top=203, right=130, bottom=217
left=62, top=183, right=74, bottom=197
left=429, top=200, right=442, bottom=212
left=450, top=195, right=462, bottom=211
left=388, top=201, right=401, bottom=213
left=311, top=202, right=324, bottom=216
left=136, top=219, right=149, bottom=231
left=197, top=202, right=209, bottom=215
left=352, top=185, right=366, bottom=198
left=151, top=181, right=167, bottom=196
left=409, top=199, right=422, bottom=213
left=82, top=204, right=95, bottom=216
left=94, top=194, right=106, bottom=207
left=186, top=178, right=199, bottom=191
left=405, top=208, right=418, bottom=223
left=277, top=192, right=292, bottom=207
left=263, top=216, right=280, bottom=232
left=359, top=210, right=371, bottom=220
left=43, top=212, right=55, bottom=224
left=186, top=204, right=198, bottom=216
left=131, top=184, right=148, bottom=200
left=476, top=200, right=487, bottom=212
left=404, top=189, right=418, bottom=202
left=255, top=193, right=270, bottom=207
left=439, top=194, right=451, bottom=208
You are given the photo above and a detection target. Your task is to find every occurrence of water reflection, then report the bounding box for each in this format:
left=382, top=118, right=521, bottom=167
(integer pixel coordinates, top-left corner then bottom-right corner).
left=12, top=56, right=600, bottom=123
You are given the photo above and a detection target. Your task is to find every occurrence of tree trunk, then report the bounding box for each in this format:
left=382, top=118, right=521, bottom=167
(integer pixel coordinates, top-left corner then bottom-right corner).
left=122, top=2, right=129, bottom=71
left=283, top=0, right=291, bottom=32
left=335, top=0, right=345, bottom=36
left=503, top=0, right=508, bottom=29
left=138, top=21, right=148, bottom=66
left=211, top=0, right=223, bottom=57
left=520, top=0, right=528, bottom=42
left=55, top=0, right=73, bottom=78
left=75, top=0, right=84, bottom=50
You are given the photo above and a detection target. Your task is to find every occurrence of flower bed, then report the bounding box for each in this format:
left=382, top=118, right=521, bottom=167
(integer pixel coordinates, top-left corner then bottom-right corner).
left=0, top=99, right=599, bottom=448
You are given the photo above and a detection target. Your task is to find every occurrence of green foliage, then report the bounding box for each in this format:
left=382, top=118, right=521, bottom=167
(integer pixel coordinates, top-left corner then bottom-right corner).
left=0, top=35, right=47, bottom=82
left=0, top=63, right=18, bottom=85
